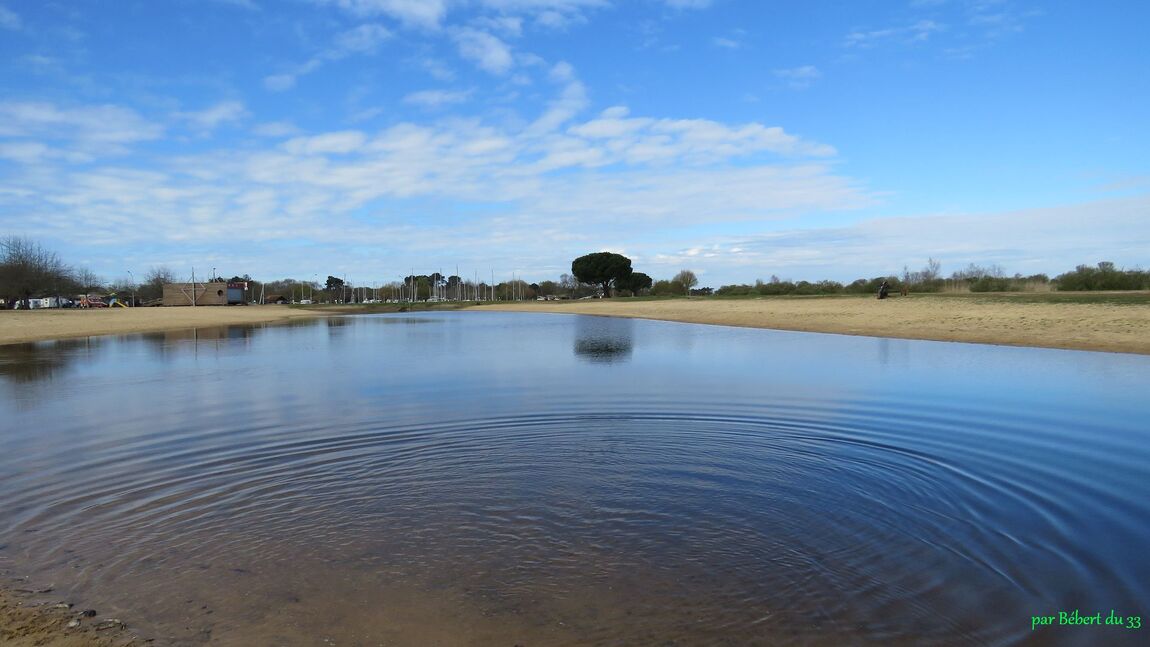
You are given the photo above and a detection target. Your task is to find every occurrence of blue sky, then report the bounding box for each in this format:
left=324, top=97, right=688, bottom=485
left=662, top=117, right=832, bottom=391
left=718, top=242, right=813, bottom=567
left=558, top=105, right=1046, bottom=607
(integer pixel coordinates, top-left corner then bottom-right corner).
left=1, top=0, right=1147, bottom=288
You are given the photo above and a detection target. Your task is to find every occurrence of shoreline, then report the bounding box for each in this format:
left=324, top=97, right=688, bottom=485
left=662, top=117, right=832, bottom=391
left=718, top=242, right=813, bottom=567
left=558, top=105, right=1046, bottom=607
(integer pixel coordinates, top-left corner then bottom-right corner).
left=0, top=305, right=331, bottom=347
left=472, top=294, right=1150, bottom=355
left=1, top=295, right=1147, bottom=355
left=0, top=586, right=141, bottom=646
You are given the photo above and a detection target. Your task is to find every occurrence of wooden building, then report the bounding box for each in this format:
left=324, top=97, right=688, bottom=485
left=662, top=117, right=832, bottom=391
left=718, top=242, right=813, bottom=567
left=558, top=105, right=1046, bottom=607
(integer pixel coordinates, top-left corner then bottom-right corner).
left=162, top=282, right=230, bottom=306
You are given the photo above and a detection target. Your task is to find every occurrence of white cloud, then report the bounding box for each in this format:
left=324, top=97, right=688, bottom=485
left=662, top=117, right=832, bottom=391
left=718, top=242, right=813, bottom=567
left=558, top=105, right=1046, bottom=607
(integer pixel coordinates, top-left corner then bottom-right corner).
left=0, top=141, right=50, bottom=164
left=263, top=74, right=298, bottom=92
left=476, top=0, right=607, bottom=29
left=311, top=0, right=621, bottom=32
left=713, top=195, right=1150, bottom=282
left=845, top=20, right=942, bottom=47
left=313, top=0, right=448, bottom=29
left=403, top=89, right=473, bottom=107
left=472, top=15, right=524, bottom=37
left=21, top=54, right=57, bottom=68
left=264, top=23, right=391, bottom=92
left=773, top=65, right=821, bottom=89
left=253, top=121, right=302, bottom=137
left=534, top=10, right=569, bottom=29
left=452, top=28, right=514, bottom=74
left=774, top=65, right=820, bottom=80
left=349, top=106, right=387, bottom=123
left=663, top=0, right=712, bottom=8
left=0, top=82, right=869, bottom=284
left=208, top=0, right=261, bottom=10
left=568, top=106, right=835, bottom=161
left=0, top=101, right=163, bottom=156
left=478, top=0, right=608, bottom=12
left=419, top=57, right=457, bottom=81
left=524, top=62, right=588, bottom=135
left=282, top=131, right=368, bottom=155
left=331, top=23, right=392, bottom=56
left=0, top=4, right=21, bottom=30
left=175, top=101, right=248, bottom=132
left=713, top=37, right=740, bottom=49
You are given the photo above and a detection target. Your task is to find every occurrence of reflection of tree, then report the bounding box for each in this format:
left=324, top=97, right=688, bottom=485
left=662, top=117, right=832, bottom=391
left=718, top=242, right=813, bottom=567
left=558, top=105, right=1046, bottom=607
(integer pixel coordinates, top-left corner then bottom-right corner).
left=573, top=316, right=634, bottom=364
left=136, top=325, right=260, bottom=354
left=0, top=338, right=95, bottom=384
left=132, top=324, right=279, bottom=363
left=325, top=317, right=354, bottom=339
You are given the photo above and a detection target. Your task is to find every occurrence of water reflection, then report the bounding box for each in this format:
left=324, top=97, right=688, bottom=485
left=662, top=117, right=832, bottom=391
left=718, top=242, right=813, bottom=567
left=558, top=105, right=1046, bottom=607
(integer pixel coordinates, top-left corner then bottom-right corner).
left=0, top=324, right=278, bottom=387
left=1, top=312, right=1148, bottom=646
left=573, top=315, right=634, bottom=363
left=0, top=338, right=97, bottom=384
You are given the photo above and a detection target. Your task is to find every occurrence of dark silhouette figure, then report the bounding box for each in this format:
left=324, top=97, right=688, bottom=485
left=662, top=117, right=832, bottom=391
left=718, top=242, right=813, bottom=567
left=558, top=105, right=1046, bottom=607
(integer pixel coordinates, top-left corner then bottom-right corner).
left=878, top=280, right=890, bottom=300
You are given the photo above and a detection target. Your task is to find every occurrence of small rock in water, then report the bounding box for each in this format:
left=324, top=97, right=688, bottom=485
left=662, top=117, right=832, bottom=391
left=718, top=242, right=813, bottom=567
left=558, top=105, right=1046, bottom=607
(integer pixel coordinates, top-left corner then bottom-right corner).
left=54, top=602, right=73, bottom=609
left=81, top=609, right=97, bottom=617
left=67, top=619, right=81, bottom=629
left=95, top=618, right=125, bottom=630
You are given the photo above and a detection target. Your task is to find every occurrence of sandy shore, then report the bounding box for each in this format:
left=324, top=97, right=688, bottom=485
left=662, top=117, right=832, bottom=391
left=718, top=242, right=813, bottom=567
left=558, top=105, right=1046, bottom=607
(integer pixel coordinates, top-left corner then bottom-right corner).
left=0, top=306, right=328, bottom=346
left=476, top=295, right=1150, bottom=355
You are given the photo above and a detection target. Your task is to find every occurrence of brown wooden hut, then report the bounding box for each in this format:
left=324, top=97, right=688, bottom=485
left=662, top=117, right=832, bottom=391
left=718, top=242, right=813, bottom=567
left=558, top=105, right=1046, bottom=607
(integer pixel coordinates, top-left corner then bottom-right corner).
left=162, top=282, right=228, bottom=306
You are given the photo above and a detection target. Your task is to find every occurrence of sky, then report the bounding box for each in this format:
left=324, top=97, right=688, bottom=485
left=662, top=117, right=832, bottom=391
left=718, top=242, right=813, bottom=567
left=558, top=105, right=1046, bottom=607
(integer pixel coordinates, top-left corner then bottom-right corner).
left=1, top=0, right=1148, bottom=288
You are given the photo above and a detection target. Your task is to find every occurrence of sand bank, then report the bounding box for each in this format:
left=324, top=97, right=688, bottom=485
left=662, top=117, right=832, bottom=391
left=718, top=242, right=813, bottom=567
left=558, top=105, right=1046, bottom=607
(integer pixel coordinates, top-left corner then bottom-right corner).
left=475, top=295, right=1150, bottom=355
left=0, top=306, right=327, bottom=346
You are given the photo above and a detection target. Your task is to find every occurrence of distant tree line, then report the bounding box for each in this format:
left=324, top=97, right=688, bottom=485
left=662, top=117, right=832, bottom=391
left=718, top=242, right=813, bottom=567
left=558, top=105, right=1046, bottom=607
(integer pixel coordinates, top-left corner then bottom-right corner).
left=713, top=260, right=1148, bottom=297
left=4, top=238, right=1148, bottom=310
left=1053, top=262, right=1150, bottom=291
left=0, top=237, right=107, bottom=308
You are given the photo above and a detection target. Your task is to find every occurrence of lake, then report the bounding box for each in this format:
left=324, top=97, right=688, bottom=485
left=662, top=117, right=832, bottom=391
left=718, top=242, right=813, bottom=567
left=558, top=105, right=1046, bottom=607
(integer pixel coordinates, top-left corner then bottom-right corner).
left=1, top=312, right=1148, bottom=645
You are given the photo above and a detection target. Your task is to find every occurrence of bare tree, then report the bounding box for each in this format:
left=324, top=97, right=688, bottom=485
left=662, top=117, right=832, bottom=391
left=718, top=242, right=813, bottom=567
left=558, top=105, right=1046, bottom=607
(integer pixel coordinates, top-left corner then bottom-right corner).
left=0, top=237, right=73, bottom=308
left=923, top=257, right=941, bottom=282
left=138, top=265, right=178, bottom=302
left=673, top=269, right=698, bottom=296
left=73, top=268, right=104, bottom=293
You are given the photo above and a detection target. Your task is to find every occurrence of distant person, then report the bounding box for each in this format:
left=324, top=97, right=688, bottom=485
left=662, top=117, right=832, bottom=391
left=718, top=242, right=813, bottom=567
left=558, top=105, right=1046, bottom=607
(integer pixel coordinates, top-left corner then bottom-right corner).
left=878, top=280, right=890, bottom=300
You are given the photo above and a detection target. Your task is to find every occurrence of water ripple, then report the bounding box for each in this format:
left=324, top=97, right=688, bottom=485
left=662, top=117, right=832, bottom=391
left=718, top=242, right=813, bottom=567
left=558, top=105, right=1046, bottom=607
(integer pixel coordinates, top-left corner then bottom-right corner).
left=2, top=314, right=1147, bottom=645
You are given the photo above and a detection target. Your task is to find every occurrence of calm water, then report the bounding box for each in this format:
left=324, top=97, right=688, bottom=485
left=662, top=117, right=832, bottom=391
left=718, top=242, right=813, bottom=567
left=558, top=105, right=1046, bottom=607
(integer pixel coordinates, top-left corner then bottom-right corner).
left=1, top=312, right=1148, bottom=646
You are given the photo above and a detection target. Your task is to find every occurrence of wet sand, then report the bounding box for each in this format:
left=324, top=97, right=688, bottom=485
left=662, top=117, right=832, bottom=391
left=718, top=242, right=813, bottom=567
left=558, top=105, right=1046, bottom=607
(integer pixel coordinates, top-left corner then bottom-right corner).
left=476, top=295, right=1150, bottom=355
left=0, top=306, right=327, bottom=346
left=0, top=588, right=140, bottom=647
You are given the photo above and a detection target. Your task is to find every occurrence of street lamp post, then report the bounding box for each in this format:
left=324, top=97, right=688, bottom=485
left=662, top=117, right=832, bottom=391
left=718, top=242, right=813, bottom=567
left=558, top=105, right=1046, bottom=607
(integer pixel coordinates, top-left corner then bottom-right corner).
left=127, top=269, right=135, bottom=307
